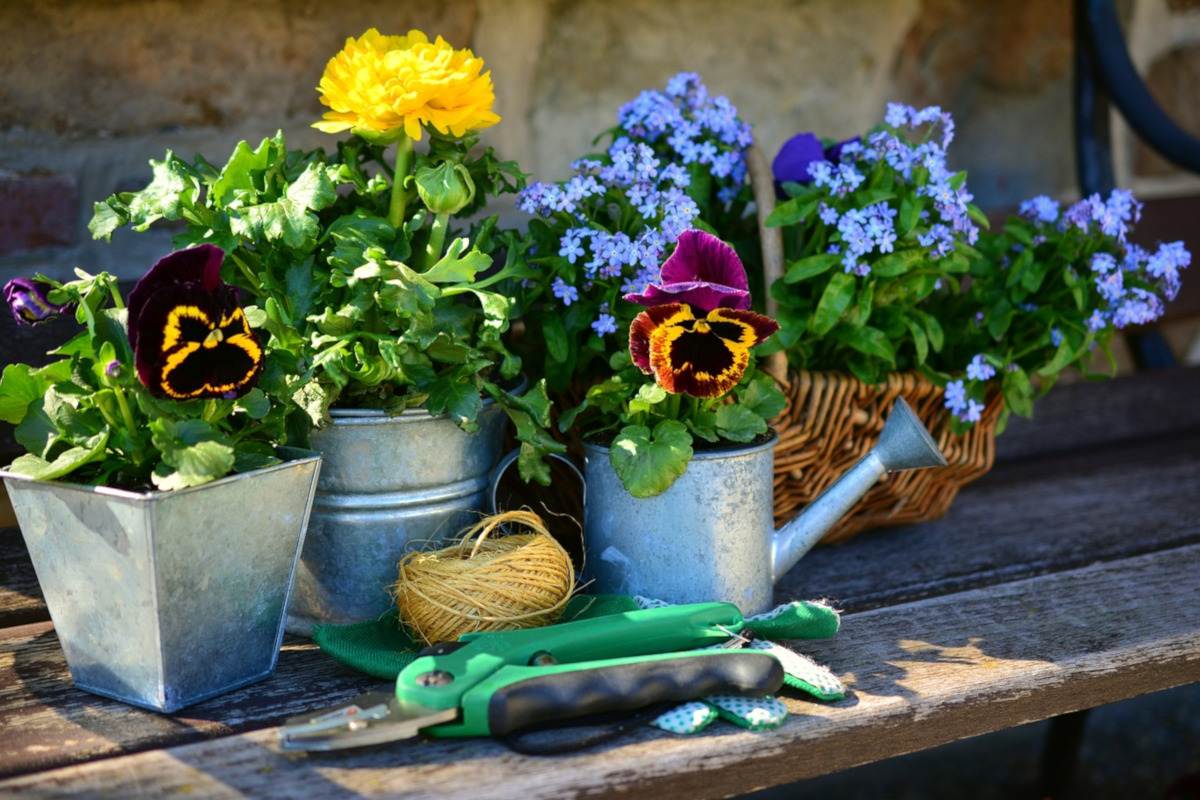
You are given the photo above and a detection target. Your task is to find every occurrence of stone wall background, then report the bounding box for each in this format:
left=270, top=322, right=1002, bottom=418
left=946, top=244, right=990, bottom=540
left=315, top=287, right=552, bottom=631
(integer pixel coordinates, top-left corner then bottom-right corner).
left=2, top=0, right=1199, bottom=278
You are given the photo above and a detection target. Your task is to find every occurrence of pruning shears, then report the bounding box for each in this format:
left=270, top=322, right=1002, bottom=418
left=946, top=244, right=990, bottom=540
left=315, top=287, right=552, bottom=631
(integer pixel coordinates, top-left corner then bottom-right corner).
left=278, top=601, right=784, bottom=750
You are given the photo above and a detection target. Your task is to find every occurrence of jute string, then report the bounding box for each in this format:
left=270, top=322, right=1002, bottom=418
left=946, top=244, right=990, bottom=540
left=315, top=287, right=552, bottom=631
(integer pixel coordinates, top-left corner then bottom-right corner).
left=391, top=510, right=577, bottom=646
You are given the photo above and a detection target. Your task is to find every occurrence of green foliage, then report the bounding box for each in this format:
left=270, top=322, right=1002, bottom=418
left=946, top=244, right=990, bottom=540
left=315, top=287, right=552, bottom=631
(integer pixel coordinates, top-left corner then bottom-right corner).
left=0, top=272, right=286, bottom=489
left=89, top=128, right=564, bottom=484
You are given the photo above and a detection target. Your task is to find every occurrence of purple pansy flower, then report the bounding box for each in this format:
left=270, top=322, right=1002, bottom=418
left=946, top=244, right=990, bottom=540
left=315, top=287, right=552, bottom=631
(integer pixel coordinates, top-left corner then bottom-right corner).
left=622, top=230, right=751, bottom=312
left=771, top=132, right=862, bottom=197
left=3, top=277, right=73, bottom=326
left=128, top=245, right=263, bottom=400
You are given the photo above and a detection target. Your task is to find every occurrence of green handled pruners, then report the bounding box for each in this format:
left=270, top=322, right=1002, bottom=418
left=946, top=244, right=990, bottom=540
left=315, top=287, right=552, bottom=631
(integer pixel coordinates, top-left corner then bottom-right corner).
left=279, top=601, right=784, bottom=750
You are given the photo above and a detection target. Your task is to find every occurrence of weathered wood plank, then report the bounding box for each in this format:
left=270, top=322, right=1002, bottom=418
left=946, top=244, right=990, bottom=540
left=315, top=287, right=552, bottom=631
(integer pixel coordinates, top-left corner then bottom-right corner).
left=2, top=543, right=1196, bottom=800
left=0, top=626, right=387, bottom=779
left=995, top=365, right=1200, bottom=461
left=0, top=527, right=44, bottom=628
left=779, top=428, right=1200, bottom=612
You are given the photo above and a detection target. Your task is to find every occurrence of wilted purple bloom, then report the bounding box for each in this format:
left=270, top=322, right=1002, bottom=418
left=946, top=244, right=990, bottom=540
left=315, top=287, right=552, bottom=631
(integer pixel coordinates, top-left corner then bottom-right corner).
left=4, top=277, right=72, bottom=326
left=623, top=229, right=751, bottom=312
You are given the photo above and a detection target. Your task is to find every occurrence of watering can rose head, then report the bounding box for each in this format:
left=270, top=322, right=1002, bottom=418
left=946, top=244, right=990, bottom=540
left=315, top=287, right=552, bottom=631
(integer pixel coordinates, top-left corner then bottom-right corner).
left=625, top=230, right=778, bottom=399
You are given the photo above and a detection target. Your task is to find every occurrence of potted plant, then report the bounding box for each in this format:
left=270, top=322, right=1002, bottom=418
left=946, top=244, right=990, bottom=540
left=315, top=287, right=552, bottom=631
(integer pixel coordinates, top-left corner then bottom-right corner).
left=514, top=72, right=762, bottom=399
left=0, top=246, right=321, bottom=712
left=88, top=29, right=564, bottom=632
left=568, top=229, right=784, bottom=609
left=763, top=102, right=1190, bottom=542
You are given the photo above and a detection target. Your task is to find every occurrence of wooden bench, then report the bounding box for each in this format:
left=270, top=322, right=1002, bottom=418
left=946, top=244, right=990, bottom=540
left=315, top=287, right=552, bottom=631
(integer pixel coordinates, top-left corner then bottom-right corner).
left=2, top=366, right=1199, bottom=798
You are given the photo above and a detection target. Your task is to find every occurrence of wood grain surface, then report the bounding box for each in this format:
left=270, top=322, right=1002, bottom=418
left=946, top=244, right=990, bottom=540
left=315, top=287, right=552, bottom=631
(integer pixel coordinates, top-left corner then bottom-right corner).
left=0, top=367, right=1197, bottom=797
left=0, top=543, right=1195, bottom=799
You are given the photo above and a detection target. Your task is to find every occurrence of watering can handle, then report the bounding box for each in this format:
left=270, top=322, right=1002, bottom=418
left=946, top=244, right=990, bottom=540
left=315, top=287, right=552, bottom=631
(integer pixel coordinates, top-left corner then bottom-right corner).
left=487, top=449, right=587, bottom=516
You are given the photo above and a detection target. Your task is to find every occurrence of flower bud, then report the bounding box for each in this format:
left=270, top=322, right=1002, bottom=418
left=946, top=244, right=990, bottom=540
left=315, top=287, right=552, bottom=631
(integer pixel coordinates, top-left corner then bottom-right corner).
left=3, top=277, right=71, bottom=326
left=415, top=161, right=476, bottom=215
left=105, top=360, right=123, bottom=379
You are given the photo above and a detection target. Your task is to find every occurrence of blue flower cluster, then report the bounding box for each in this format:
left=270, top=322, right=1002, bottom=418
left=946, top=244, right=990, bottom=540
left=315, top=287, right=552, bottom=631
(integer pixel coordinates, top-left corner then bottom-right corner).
left=618, top=72, right=754, bottom=205
left=1018, top=191, right=1189, bottom=332
left=518, top=73, right=752, bottom=340
left=806, top=102, right=979, bottom=275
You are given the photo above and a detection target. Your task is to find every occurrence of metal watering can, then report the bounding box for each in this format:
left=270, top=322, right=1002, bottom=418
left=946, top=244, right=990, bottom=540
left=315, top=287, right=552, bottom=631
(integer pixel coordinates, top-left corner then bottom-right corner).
left=491, top=397, right=947, bottom=615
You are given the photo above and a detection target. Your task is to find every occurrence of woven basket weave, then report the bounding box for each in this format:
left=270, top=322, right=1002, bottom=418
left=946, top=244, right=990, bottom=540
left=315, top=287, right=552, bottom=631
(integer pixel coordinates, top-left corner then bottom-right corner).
left=744, top=145, right=1001, bottom=545
left=769, top=370, right=1001, bottom=544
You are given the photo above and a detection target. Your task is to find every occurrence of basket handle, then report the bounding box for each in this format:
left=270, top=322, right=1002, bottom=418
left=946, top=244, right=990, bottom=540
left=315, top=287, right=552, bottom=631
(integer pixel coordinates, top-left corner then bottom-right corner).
left=745, top=142, right=788, bottom=380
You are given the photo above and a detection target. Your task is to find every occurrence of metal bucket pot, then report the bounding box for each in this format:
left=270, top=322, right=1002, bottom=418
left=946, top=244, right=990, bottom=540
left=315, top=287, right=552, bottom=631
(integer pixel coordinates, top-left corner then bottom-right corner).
left=581, top=434, right=778, bottom=615
left=1, top=448, right=321, bottom=712
left=286, top=399, right=509, bottom=635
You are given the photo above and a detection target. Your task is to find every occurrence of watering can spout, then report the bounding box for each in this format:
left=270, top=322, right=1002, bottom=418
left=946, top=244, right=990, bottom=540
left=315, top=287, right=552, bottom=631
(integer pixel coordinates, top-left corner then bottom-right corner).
left=770, top=397, right=947, bottom=584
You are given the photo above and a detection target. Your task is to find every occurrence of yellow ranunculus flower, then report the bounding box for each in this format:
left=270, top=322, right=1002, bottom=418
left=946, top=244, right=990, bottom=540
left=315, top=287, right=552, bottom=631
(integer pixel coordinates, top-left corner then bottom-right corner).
left=315, top=29, right=500, bottom=143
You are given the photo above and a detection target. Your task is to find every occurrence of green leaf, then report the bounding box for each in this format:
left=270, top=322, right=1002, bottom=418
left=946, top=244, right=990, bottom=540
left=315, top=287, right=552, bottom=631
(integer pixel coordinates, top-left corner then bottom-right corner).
left=872, top=249, right=925, bottom=278
left=285, top=160, right=338, bottom=212
left=810, top=271, right=856, bottom=336
left=784, top=253, right=841, bottom=283
left=123, top=153, right=197, bottom=231
left=6, top=434, right=108, bottom=481
left=377, top=261, right=440, bottom=316
left=713, top=404, right=767, bottom=443
left=422, top=238, right=491, bottom=283
left=915, top=310, right=945, bottom=352
left=1001, top=366, right=1035, bottom=418
left=987, top=299, right=1014, bottom=340
left=151, top=419, right=236, bottom=489
left=231, top=197, right=319, bottom=250
left=766, top=196, right=819, bottom=228
left=234, top=389, right=271, bottom=420
left=424, top=376, right=483, bottom=430
left=544, top=315, right=570, bottom=364
left=833, top=324, right=896, bottom=365
left=212, top=137, right=281, bottom=207
left=1037, top=336, right=1076, bottom=377
left=903, top=314, right=930, bottom=364
left=505, top=406, right=567, bottom=486
left=898, top=195, right=922, bottom=236
left=738, top=371, right=787, bottom=419
left=629, top=382, right=668, bottom=415
left=609, top=420, right=694, bottom=499
left=0, top=364, right=44, bottom=425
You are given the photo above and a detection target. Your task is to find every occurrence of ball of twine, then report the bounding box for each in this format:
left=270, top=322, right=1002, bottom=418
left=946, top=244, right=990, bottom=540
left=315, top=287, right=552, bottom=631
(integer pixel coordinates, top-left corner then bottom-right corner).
left=391, top=510, right=576, bottom=646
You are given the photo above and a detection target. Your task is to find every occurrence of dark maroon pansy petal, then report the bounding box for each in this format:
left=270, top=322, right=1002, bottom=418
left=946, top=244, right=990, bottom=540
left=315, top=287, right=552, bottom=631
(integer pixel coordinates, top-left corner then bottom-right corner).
left=3, top=277, right=71, bottom=326
left=624, top=231, right=751, bottom=312
left=625, top=280, right=751, bottom=313
left=128, top=245, right=226, bottom=351
left=659, top=230, right=749, bottom=294
left=133, top=280, right=263, bottom=400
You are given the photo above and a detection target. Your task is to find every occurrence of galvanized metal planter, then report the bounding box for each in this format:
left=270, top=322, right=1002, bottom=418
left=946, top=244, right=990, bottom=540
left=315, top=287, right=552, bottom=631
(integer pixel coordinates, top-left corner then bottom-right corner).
left=1, top=448, right=322, bottom=712
left=582, top=435, right=779, bottom=615
left=286, top=400, right=509, bottom=635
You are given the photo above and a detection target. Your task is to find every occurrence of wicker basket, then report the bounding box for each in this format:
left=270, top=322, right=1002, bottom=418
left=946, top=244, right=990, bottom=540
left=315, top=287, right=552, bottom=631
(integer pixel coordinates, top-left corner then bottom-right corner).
left=769, top=370, right=1002, bottom=544
left=744, top=145, right=1001, bottom=545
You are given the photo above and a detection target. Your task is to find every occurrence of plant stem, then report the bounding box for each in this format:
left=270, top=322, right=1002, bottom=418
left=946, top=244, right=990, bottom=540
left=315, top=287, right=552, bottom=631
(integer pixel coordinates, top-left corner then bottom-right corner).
left=424, top=212, right=450, bottom=269
left=111, top=385, right=145, bottom=465
left=229, top=252, right=264, bottom=294
left=388, top=134, right=415, bottom=229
